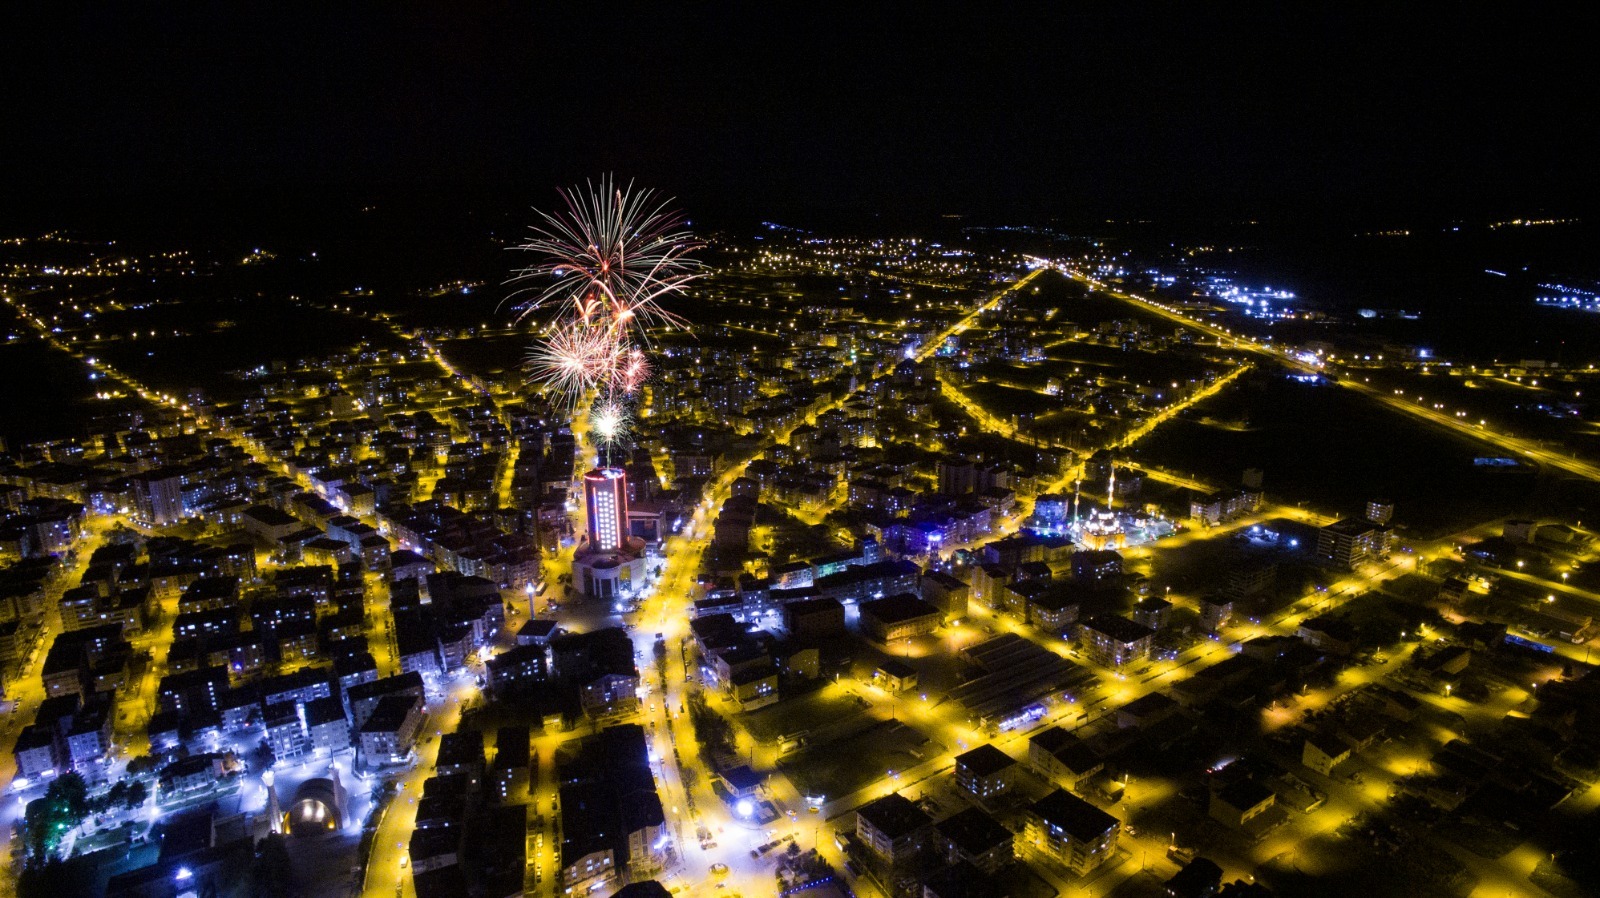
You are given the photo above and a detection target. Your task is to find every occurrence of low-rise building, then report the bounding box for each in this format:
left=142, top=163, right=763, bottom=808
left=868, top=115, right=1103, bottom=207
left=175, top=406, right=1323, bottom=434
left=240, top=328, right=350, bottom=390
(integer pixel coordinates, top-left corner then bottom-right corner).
left=1166, top=857, right=1225, bottom=898
left=920, top=570, right=970, bottom=620
left=557, top=725, right=667, bottom=890
left=859, top=593, right=943, bottom=642
left=855, top=792, right=931, bottom=866
left=305, top=696, right=350, bottom=755
left=1199, top=595, right=1233, bottom=632
left=1131, top=596, right=1171, bottom=630
left=358, top=693, right=424, bottom=768
left=346, top=671, right=425, bottom=730
left=14, top=724, right=61, bottom=780
left=486, top=643, right=551, bottom=699
left=1297, top=616, right=1357, bottom=655
left=873, top=658, right=918, bottom=694
left=783, top=597, right=846, bottom=639
left=1209, top=780, right=1276, bottom=831
left=408, top=823, right=460, bottom=875
left=491, top=726, right=532, bottom=804
left=729, top=664, right=779, bottom=711
left=813, top=559, right=920, bottom=606
left=1316, top=518, right=1390, bottom=570
left=435, top=730, right=485, bottom=780
left=263, top=702, right=308, bottom=762
left=1079, top=615, right=1154, bottom=669
left=1302, top=734, right=1351, bottom=776
left=953, top=744, right=1018, bottom=801
left=1028, top=727, right=1104, bottom=789
left=933, top=806, right=1013, bottom=873
left=1116, top=691, right=1179, bottom=730
left=1070, top=550, right=1122, bottom=584
left=1020, top=788, right=1119, bottom=875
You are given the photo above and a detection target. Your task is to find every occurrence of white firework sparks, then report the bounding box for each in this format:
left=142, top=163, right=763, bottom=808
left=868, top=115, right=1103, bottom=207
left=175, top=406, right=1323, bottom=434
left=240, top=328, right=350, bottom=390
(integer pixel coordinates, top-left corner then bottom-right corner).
left=525, top=325, right=620, bottom=407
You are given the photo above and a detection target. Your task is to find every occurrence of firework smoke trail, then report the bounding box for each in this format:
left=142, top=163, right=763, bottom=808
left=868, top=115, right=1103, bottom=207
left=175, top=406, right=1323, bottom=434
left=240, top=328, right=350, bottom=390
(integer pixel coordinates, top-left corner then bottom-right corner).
left=511, top=176, right=698, bottom=456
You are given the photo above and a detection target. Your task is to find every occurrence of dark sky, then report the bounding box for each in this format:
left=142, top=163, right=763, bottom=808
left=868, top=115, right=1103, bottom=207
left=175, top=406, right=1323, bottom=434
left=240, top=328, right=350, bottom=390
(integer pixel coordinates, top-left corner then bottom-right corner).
left=2, top=5, right=1596, bottom=227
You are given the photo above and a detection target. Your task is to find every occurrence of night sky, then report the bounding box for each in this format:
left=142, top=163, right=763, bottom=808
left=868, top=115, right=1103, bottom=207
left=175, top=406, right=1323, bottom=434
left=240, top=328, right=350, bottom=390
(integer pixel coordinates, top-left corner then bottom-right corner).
left=3, top=5, right=1596, bottom=227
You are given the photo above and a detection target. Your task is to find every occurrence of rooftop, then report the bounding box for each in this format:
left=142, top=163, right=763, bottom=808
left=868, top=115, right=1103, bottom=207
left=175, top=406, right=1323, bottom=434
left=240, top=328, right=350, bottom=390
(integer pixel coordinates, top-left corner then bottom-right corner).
left=935, top=806, right=1014, bottom=856
left=1030, top=788, right=1117, bottom=842
left=860, top=592, right=942, bottom=624
left=955, top=743, right=1017, bottom=778
left=1082, top=614, right=1155, bottom=644
left=857, top=792, right=932, bottom=839
left=1217, top=778, right=1275, bottom=811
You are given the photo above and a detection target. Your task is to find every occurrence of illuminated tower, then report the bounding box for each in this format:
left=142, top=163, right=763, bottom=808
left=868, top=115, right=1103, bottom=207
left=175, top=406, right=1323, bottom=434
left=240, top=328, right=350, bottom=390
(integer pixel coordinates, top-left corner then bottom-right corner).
left=264, top=770, right=283, bottom=834
left=583, top=467, right=629, bottom=551
left=329, top=763, right=348, bottom=830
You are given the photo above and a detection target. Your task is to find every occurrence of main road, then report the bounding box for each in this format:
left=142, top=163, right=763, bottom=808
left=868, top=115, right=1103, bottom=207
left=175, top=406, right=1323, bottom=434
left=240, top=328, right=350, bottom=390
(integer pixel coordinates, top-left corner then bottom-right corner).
left=361, top=675, right=479, bottom=898
left=1060, top=268, right=1600, bottom=483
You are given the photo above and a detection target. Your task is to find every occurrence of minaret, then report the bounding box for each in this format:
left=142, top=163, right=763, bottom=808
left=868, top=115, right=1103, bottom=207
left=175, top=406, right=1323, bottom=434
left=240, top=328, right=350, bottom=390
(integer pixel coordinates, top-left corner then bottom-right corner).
left=330, top=763, right=348, bottom=830
left=264, top=770, right=283, bottom=835
left=1072, top=479, right=1081, bottom=525
left=1106, top=466, right=1116, bottom=510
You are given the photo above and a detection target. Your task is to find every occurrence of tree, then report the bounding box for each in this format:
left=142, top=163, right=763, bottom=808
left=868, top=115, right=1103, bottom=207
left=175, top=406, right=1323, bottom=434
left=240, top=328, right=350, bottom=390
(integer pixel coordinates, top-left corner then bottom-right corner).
left=50, top=773, right=89, bottom=820
left=23, top=798, right=51, bottom=861
left=102, top=780, right=129, bottom=813
left=23, top=773, right=90, bottom=862
left=125, top=754, right=160, bottom=777
left=686, top=691, right=736, bottom=761
left=253, top=739, right=276, bottom=771
left=126, top=781, right=148, bottom=809
left=18, top=857, right=97, bottom=898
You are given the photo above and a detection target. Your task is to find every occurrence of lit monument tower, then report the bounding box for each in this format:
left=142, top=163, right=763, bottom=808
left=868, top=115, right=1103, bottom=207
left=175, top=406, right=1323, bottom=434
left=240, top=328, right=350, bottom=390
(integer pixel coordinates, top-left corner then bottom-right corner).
left=575, top=463, right=645, bottom=603
left=583, top=466, right=629, bottom=550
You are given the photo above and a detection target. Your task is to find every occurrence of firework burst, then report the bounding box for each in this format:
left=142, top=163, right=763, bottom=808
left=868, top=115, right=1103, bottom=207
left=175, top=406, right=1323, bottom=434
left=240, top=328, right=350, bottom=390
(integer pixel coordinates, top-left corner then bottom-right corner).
left=617, top=346, right=651, bottom=395
left=513, top=176, right=696, bottom=455
left=590, top=398, right=631, bottom=450
left=508, top=174, right=702, bottom=334
left=524, top=325, right=623, bottom=407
